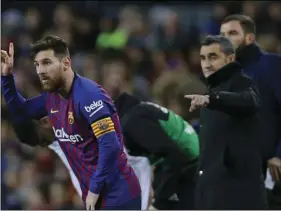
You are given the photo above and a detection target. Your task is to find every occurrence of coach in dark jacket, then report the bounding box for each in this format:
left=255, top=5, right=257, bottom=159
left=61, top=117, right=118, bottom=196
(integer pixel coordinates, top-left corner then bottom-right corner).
left=185, top=35, right=267, bottom=209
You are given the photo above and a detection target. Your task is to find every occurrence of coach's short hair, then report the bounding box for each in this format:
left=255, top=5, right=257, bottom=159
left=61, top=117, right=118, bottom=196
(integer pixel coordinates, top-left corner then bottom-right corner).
left=30, top=35, right=70, bottom=59
left=201, top=35, right=235, bottom=55
left=222, top=14, right=256, bottom=35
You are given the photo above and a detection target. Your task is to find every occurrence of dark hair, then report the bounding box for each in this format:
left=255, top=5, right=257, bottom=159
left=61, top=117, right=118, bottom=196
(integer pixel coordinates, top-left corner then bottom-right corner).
left=222, top=14, right=256, bottom=35
left=201, top=35, right=235, bottom=55
left=30, top=35, right=70, bottom=59
left=100, top=48, right=132, bottom=81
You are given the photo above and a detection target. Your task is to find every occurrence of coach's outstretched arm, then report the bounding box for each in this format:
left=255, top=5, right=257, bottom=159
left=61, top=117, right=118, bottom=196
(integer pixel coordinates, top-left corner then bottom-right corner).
left=1, top=43, right=47, bottom=120
left=185, top=76, right=260, bottom=116
left=80, top=92, right=121, bottom=207
left=207, top=76, right=260, bottom=116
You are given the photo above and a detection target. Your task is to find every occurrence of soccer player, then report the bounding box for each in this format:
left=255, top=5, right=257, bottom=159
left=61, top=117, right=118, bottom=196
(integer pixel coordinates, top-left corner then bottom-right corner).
left=10, top=115, right=152, bottom=210
left=115, top=92, right=199, bottom=210
left=1, top=35, right=141, bottom=210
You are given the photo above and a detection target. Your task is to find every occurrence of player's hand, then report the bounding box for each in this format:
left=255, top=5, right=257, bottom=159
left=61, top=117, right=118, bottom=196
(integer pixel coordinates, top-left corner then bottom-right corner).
left=86, top=191, right=99, bottom=210
left=148, top=185, right=155, bottom=209
left=148, top=204, right=158, bottom=210
left=268, top=157, right=281, bottom=181
left=1, top=43, right=14, bottom=76
left=184, top=95, right=210, bottom=112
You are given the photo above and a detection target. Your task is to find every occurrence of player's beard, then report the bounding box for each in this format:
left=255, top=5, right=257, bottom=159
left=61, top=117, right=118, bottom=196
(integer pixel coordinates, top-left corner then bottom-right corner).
left=40, top=76, right=62, bottom=93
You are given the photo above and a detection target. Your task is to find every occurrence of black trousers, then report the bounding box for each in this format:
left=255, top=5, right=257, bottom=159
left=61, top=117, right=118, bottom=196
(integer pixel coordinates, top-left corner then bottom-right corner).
left=195, top=176, right=267, bottom=210
left=267, top=182, right=281, bottom=210
left=152, top=159, right=198, bottom=210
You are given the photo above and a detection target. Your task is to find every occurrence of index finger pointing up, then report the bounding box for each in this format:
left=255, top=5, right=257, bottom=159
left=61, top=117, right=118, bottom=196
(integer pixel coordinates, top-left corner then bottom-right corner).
left=184, top=95, right=195, bottom=100
left=9, top=43, right=14, bottom=58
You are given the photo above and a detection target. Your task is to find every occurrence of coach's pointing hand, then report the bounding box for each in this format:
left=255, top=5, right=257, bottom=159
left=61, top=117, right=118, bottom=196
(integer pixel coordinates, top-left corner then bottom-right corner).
left=1, top=43, right=14, bottom=76
left=86, top=191, right=99, bottom=210
left=184, top=95, right=210, bottom=112
left=268, top=157, right=281, bottom=182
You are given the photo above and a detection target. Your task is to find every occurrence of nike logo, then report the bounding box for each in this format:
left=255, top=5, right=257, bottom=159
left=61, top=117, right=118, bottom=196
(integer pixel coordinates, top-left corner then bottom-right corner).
left=51, top=109, right=59, bottom=114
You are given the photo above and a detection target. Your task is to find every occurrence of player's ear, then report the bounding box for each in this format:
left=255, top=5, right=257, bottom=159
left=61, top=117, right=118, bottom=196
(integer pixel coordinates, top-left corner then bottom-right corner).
left=62, top=56, right=71, bottom=71
left=245, top=33, right=255, bottom=45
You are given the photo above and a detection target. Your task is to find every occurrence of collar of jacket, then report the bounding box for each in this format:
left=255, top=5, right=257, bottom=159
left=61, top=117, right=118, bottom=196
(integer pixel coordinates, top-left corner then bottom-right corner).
left=206, top=62, right=242, bottom=87
left=236, top=43, right=263, bottom=66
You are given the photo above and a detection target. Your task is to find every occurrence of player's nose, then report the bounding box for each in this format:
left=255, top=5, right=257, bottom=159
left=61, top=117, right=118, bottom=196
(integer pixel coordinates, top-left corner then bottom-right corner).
left=36, top=66, right=47, bottom=75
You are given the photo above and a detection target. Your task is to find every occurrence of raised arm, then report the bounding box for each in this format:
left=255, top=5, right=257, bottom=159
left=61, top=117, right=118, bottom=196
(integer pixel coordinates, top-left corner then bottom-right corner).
left=1, top=43, right=47, bottom=120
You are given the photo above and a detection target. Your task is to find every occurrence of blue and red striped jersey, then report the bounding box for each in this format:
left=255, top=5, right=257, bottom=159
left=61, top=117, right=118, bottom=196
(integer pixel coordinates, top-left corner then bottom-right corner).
left=1, top=73, right=141, bottom=208
left=46, top=74, right=141, bottom=207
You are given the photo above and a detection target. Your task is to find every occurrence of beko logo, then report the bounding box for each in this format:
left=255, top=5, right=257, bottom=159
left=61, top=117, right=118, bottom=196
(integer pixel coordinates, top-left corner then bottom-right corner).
left=84, top=100, right=103, bottom=117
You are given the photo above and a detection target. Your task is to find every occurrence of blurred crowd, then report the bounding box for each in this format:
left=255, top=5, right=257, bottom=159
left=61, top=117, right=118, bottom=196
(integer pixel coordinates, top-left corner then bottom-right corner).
left=1, top=1, right=281, bottom=209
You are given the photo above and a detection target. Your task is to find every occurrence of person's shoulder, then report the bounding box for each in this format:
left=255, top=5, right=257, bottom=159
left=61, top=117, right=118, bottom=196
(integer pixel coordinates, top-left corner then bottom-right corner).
left=261, top=52, right=281, bottom=76
left=74, top=74, right=115, bottom=109
left=261, top=52, right=281, bottom=67
left=236, top=70, right=256, bottom=86
left=239, top=71, right=254, bottom=80
left=73, top=74, right=105, bottom=99
left=262, top=52, right=281, bottom=60
left=75, top=74, right=99, bottom=92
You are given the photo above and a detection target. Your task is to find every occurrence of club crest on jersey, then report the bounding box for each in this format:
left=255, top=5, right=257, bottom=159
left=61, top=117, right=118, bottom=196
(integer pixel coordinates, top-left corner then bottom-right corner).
left=68, top=112, right=74, bottom=124
left=91, top=117, right=115, bottom=138
left=97, top=119, right=109, bottom=130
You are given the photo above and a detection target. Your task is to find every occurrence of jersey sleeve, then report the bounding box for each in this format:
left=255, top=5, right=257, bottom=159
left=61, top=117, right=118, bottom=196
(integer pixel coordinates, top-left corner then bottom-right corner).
left=1, top=74, right=47, bottom=120
left=79, top=92, right=120, bottom=194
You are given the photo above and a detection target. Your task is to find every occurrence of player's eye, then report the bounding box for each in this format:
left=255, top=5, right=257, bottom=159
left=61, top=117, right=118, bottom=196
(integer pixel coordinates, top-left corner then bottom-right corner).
left=210, top=55, right=217, bottom=60
left=229, top=31, right=238, bottom=35
left=43, top=60, right=52, bottom=65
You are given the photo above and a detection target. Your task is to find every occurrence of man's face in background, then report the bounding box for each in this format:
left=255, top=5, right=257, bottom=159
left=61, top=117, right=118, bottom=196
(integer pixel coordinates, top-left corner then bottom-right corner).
left=220, top=21, right=248, bottom=49
left=101, top=60, right=130, bottom=100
